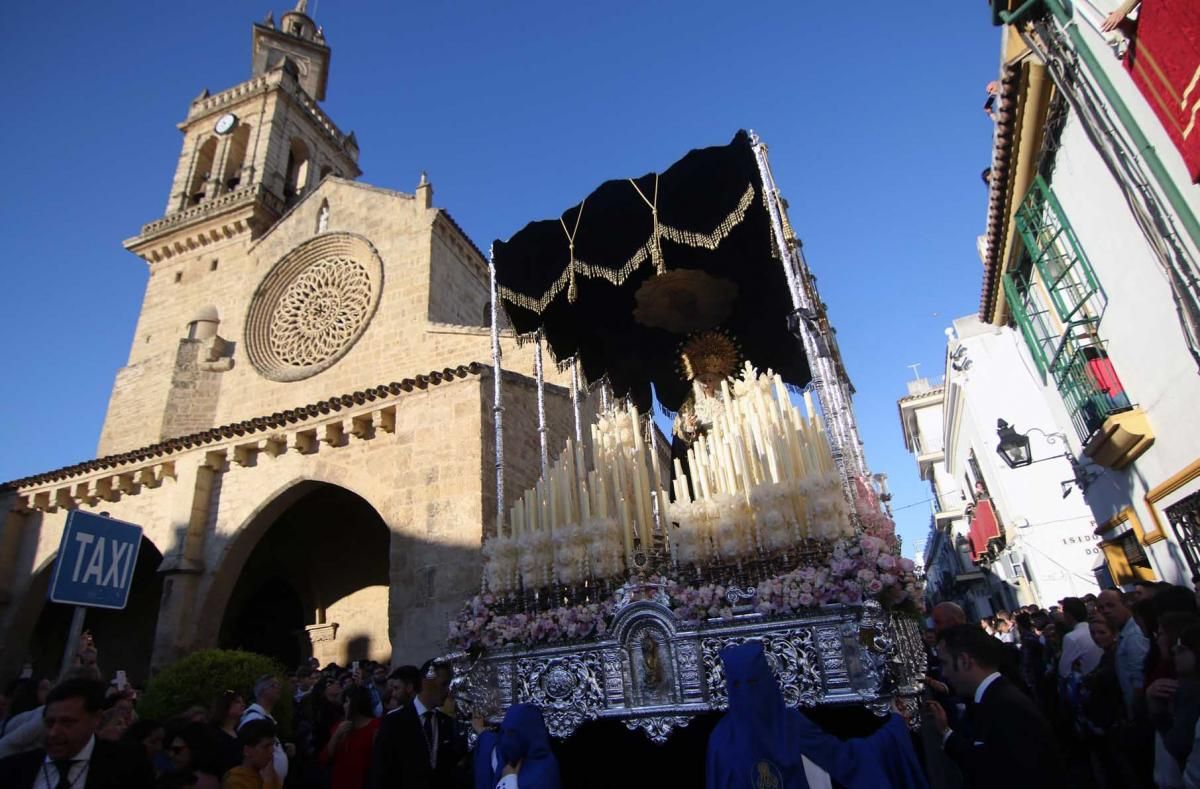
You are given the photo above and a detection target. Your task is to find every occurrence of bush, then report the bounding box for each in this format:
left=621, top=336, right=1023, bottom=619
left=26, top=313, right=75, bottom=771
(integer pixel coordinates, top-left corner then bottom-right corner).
left=139, top=649, right=293, bottom=736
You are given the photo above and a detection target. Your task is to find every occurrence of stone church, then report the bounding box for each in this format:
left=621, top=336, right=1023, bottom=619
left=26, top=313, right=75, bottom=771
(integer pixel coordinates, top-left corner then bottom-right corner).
left=0, top=2, right=574, bottom=681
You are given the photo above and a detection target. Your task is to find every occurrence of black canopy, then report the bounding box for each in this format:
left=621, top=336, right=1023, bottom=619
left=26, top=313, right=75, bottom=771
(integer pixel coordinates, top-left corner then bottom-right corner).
left=493, top=131, right=810, bottom=411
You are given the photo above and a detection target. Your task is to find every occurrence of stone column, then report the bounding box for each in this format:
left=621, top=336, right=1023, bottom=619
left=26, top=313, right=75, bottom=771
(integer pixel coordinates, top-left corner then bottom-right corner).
left=150, top=452, right=223, bottom=670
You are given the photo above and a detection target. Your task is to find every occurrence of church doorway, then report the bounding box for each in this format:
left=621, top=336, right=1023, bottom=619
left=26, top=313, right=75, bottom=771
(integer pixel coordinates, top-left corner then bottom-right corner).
left=219, top=484, right=391, bottom=668
left=24, top=536, right=164, bottom=685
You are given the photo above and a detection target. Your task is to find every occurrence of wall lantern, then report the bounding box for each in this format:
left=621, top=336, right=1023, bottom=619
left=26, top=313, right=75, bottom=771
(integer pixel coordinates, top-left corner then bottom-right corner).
left=995, top=419, right=1032, bottom=469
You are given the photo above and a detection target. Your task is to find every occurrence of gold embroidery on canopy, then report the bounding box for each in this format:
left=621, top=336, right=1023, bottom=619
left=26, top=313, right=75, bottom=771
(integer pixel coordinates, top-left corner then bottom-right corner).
left=498, top=182, right=757, bottom=315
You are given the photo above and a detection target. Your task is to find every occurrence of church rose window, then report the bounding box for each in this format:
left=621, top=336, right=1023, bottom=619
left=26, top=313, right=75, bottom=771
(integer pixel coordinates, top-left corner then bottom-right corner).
left=246, top=232, right=383, bottom=381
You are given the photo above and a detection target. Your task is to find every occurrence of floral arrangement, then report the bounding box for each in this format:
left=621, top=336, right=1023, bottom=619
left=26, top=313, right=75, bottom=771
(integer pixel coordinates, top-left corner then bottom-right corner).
left=668, top=537, right=920, bottom=626
left=449, top=593, right=618, bottom=652
left=450, top=536, right=922, bottom=652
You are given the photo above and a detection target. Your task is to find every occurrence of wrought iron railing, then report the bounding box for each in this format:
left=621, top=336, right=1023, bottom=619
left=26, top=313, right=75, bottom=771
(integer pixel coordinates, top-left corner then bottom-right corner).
left=1166, top=491, right=1200, bottom=580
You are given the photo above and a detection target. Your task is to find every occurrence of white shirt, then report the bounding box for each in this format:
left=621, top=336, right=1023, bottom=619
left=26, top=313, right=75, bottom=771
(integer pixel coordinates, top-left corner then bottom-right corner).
left=974, top=671, right=1003, bottom=704
left=412, top=697, right=439, bottom=768
left=238, top=703, right=288, bottom=781
left=33, top=734, right=95, bottom=789
left=1059, top=621, right=1104, bottom=678
left=942, top=672, right=1003, bottom=746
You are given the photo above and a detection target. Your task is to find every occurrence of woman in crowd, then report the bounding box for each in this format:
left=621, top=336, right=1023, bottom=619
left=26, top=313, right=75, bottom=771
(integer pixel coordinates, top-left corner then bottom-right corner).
left=1076, top=616, right=1124, bottom=788
left=124, top=718, right=166, bottom=776
left=166, top=721, right=224, bottom=788
left=208, top=689, right=247, bottom=776
left=1148, top=616, right=1200, bottom=787
left=320, top=685, right=380, bottom=789
left=97, top=706, right=133, bottom=741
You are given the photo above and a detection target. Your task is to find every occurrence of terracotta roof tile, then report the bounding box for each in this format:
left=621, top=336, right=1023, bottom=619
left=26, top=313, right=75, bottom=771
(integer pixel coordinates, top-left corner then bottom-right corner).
left=2, top=362, right=485, bottom=491
left=980, top=62, right=1024, bottom=322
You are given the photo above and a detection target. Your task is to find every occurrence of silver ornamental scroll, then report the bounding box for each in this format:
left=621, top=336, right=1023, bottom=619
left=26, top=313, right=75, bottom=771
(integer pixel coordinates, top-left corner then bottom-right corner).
left=447, top=592, right=925, bottom=744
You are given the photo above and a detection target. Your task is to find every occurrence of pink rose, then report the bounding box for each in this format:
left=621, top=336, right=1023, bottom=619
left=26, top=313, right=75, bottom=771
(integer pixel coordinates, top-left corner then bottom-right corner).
left=876, top=554, right=898, bottom=572
left=899, top=557, right=915, bottom=573
left=866, top=579, right=884, bottom=595
left=798, top=592, right=815, bottom=607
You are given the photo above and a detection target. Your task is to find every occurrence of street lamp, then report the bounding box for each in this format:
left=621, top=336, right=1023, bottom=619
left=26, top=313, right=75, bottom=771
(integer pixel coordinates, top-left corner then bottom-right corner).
left=995, top=419, right=1032, bottom=469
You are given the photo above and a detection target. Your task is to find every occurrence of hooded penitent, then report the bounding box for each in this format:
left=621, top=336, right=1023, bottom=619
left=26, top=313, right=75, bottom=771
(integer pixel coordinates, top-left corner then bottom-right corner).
left=706, top=641, right=927, bottom=789
left=474, top=703, right=561, bottom=789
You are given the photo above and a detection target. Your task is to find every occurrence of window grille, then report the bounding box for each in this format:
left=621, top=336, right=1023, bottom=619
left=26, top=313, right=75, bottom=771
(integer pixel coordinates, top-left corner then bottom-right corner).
left=1166, top=491, right=1200, bottom=579
left=1004, top=176, right=1131, bottom=442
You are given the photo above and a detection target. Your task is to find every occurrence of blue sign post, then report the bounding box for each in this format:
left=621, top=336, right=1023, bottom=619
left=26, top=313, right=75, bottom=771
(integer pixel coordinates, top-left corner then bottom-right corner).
left=49, top=511, right=143, bottom=676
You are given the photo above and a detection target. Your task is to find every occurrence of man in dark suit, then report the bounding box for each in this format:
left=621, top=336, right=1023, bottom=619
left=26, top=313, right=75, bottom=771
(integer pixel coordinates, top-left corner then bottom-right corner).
left=0, top=677, right=154, bottom=789
left=926, top=624, right=1066, bottom=789
left=371, top=659, right=466, bottom=788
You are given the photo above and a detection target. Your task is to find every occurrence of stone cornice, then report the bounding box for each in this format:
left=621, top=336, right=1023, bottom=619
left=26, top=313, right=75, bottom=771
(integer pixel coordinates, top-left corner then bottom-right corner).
left=123, top=184, right=284, bottom=264
left=3, top=363, right=486, bottom=497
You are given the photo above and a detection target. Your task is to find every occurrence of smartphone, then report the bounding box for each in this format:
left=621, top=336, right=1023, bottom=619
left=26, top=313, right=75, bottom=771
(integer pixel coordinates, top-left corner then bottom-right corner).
left=19, top=662, right=32, bottom=679
left=116, top=670, right=128, bottom=690
left=352, top=661, right=360, bottom=674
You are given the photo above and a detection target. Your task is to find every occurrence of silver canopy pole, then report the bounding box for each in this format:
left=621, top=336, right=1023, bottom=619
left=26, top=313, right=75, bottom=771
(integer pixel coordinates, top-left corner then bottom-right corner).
left=488, top=251, right=506, bottom=536
left=570, top=358, right=584, bottom=444
left=535, top=331, right=549, bottom=475
left=750, top=132, right=865, bottom=482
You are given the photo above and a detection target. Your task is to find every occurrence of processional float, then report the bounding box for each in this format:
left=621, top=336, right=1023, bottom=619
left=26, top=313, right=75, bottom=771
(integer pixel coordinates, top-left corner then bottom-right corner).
left=443, top=131, right=925, bottom=743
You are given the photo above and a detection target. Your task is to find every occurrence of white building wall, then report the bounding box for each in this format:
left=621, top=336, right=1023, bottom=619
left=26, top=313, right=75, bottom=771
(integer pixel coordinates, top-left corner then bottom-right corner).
left=914, top=407, right=945, bottom=455
left=945, top=317, right=1101, bottom=607
left=1015, top=32, right=1200, bottom=582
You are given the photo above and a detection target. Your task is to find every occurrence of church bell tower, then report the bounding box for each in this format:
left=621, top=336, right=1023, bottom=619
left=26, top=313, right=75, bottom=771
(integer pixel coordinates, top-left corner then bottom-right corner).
left=124, top=1, right=361, bottom=266
left=105, top=4, right=364, bottom=456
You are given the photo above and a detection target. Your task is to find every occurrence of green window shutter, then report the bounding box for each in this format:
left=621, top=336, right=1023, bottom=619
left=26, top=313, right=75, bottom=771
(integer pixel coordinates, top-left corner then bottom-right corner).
left=1013, top=175, right=1104, bottom=329
left=1003, top=272, right=1050, bottom=380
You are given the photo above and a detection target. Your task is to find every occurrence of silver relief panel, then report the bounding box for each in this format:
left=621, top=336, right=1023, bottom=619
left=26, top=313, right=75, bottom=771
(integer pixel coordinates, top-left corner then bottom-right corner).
left=449, top=602, right=922, bottom=742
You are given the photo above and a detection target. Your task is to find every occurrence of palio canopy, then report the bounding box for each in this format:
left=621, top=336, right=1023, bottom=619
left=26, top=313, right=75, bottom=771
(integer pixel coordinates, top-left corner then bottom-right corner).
left=492, top=130, right=810, bottom=411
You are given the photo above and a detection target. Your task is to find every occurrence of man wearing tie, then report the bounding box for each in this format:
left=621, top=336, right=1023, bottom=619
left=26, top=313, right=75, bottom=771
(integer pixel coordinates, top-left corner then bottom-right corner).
left=371, top=659, right=466, bottom=788
left=926, top=624, right=1065, bottom=789
left=0, top=677, right=153, bottom=789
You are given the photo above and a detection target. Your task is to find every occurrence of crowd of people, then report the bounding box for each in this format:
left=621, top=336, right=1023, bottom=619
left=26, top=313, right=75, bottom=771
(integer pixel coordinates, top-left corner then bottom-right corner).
left=921, top=579, right=1200, bottom=789
left=4, top=579, right=1200, bottom=787
left=0, top=648, right=499, bottom=789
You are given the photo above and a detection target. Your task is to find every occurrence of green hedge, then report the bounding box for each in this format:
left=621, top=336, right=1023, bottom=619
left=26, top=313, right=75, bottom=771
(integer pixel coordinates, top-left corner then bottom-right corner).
left=139, top=649, right=293, bottom=736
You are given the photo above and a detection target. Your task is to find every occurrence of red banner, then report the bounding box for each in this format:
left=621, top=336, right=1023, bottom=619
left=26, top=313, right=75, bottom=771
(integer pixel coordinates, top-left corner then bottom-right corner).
left=1125, top=0, right=1200, bottom=182
left=969, top=500, right=1001, bottom=560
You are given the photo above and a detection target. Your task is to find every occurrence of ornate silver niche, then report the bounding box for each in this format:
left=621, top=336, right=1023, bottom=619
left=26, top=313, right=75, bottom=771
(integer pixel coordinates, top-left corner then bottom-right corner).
left=447, top=590, right=926, bottom=744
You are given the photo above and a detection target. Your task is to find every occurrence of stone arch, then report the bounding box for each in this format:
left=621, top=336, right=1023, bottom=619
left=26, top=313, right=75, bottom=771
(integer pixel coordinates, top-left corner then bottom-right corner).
left=189, top=137, right=219, bottom=205
left=11, top=536, right=164, bottom=685
left=284, top=137, right=311, bottom=203
left=204, top=479, right=392, bottom=667
left=221, top=123, right=252, bottom=191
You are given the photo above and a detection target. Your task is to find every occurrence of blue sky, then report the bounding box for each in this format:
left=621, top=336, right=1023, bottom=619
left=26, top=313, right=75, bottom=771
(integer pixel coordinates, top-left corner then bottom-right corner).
left=0, top=1, right=999, bottom=556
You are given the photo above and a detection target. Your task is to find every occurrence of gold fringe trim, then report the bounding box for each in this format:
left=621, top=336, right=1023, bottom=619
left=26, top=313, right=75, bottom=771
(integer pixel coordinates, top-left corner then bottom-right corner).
left=499, top=183, right=757, bottom=315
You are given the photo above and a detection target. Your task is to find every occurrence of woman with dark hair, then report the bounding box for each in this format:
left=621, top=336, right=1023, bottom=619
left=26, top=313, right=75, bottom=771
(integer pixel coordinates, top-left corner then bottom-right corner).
left=166, top=721, right=223, bottom=788
left=123, top=718, right=166, bottom=776
left=292, top=676, right=345, bottom=787
left=1147, top=616, right=1200, bottom=786
left=320, top=685, right=379, bottom=789
left=307, top=678, right=346, bottom=756
left=207, top=689, right=246, bottom=776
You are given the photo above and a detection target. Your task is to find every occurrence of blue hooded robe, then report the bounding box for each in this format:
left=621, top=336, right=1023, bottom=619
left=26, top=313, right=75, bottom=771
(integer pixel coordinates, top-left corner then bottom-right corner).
left=473, top=703, right=562, bottom=789
left=706, top=641, right=928, bottom=789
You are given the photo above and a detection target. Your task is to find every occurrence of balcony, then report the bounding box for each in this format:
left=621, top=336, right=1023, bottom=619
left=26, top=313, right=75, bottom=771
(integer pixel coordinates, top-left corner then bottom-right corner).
left=968, top=500, right=1003, bottom=560
left=1053, top=336, right=1153, bottom=467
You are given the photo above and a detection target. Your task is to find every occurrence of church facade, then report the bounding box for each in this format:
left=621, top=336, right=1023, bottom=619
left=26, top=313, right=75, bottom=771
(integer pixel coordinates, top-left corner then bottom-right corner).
left=0, top=3, right=573, bottom=681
